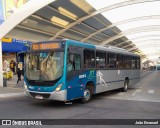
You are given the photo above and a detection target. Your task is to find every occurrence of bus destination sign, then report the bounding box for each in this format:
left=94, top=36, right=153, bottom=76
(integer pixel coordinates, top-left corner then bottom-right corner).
left=32, top=42, right=61, bottom=50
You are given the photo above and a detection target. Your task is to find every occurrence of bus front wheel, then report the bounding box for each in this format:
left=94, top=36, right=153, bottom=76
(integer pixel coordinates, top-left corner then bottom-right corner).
left=81, top=86, right=92, bottom=103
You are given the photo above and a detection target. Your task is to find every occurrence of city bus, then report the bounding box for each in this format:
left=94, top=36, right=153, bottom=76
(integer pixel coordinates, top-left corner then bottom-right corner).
left=24, top=39, right=140, bottom=103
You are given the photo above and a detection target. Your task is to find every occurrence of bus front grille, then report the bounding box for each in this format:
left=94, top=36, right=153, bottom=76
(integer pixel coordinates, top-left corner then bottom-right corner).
left=29, top=92, right=50, bottom=99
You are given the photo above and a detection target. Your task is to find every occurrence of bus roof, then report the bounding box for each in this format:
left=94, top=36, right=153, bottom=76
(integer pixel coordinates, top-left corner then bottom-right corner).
left=66, top=39, right=140, bottom=58
left=34, top=39, right=140, bottom=57
left=95, top=45, right=140, bottom=57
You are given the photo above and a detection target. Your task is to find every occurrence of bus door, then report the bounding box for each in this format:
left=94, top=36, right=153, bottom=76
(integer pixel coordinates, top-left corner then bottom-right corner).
left=17, top=51, right=26, bottom=76
left=66, top=46, right=84, bottom=100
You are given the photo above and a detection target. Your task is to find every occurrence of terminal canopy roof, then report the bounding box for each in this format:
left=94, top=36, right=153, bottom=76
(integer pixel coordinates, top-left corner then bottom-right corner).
left=1, top=0, right=160, bottom=62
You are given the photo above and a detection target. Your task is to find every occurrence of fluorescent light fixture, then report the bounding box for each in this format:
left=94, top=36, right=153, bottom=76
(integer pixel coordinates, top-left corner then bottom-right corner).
left=51, top=16, right=69, bottom=27
left=58, top=7, right=78, bottom=20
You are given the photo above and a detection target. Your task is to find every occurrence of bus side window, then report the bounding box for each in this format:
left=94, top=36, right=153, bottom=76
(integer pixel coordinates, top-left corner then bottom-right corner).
left=74, top=54, right=81, bottom=70
left=106, top=53, right=109, bottom=68
left=117, top=54, right=124, bottom=69
left=136, top=58, right=140, bottom=69
left=108, top=53, right=117, bottom=69
left=96, top=51, right=106, bottom=69
left=67, top=53, right=81, bottom=72
left=67, top=53, right=74, bottom=72
left=84, top=49, right=95, bottom=69
left=131, top=57, right=136, bottom=69
left=124, top=56, right=131, bottom=69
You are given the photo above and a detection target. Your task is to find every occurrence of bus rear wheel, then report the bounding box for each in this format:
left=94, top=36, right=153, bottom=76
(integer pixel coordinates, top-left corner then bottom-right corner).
left=121, top=80, right=129, bottom=92
left=81, top=86, right=92, bottom=103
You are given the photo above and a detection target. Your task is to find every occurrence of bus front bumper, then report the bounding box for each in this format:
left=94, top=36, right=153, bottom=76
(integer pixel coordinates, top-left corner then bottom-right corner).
left=25, top=89, right=67, bottom=101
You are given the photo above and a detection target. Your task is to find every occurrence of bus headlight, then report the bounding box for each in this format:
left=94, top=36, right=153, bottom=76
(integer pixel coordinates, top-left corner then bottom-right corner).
left=55, top=83, right=63, bottom=92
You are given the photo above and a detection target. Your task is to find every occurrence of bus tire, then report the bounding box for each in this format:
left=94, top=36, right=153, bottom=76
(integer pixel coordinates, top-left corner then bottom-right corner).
left=121, top=80, right=128, bottom=92
left=81, top=86, right=92, bottom=103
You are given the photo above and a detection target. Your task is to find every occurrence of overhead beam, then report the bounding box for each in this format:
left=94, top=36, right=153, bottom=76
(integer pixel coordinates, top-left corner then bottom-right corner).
left=115, top=34, right=160, bottom=47
left=30, top=15, right=102, bottom=42
left=16, top=25, right=84, bottom=42
left=132, top=39, right=160, bottom=43
left=116, top=41, right=133, bottom=47
left=81, top=15, right=160, bottom=42
left=17, top=25, right=53, bottom=36
left=122, top=44, right=135, bottom=49
left=127, top=47, right=138, bottom=52
left=100, top=25, right=160, bottom=46
left=46, top=5, right=105, bottom=41
left=49, top=0, right=158, bottom=40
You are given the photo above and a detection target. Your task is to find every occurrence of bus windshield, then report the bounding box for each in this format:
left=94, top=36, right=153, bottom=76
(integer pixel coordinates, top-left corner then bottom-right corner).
left=26, top=51, right=64, bottom=81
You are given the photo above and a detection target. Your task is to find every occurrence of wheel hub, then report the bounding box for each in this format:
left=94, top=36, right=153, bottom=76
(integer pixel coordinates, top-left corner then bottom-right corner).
left=84, top=89, right=90, bottom=101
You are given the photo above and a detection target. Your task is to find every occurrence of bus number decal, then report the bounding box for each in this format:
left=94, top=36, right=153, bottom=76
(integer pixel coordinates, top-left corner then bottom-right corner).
left=79, top=74, right=86, bottom=78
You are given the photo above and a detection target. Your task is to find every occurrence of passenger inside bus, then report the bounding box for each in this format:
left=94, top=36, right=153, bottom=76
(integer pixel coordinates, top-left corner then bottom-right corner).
left=40, top=52, right=63, bottom=80
left=40, top=53, right=54, bottom=80
left=125, top=62, right=131, bottom=69
left=96, top=64, right=99, bottom=68
left=117, top=61, right=124, bottom=69
left=67, top=53, right=75, bottom=72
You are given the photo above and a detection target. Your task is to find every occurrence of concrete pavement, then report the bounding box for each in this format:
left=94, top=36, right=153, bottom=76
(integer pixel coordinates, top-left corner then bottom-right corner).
left=0, top=70, right=159, bottom=128
left=0, top=75, right=24, bottom=98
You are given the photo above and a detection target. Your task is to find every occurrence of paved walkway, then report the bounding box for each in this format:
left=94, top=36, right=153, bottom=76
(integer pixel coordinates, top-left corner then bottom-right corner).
left=6, top=74, right=24, bottom=88
left=0, top=75, right=24, bottom=98
left=99, top=70, right=160, bottom=103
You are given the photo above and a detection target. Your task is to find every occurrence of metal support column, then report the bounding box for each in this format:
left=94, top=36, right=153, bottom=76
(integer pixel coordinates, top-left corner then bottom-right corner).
left=0, top=41, right=3, bottom=87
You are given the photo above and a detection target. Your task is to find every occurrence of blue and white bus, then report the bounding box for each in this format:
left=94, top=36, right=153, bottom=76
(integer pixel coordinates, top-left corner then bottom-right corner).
left=24, top=40, right=140, bottom=103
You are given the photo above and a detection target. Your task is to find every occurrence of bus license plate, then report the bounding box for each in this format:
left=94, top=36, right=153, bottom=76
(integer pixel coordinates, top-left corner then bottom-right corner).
left=35, top=95, right=43, bottom=100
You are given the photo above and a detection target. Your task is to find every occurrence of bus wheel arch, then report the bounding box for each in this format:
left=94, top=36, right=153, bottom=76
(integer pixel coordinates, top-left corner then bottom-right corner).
left=121, top=77, right=129, bottom=92
left=81, top=81, right=94, bottom=103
